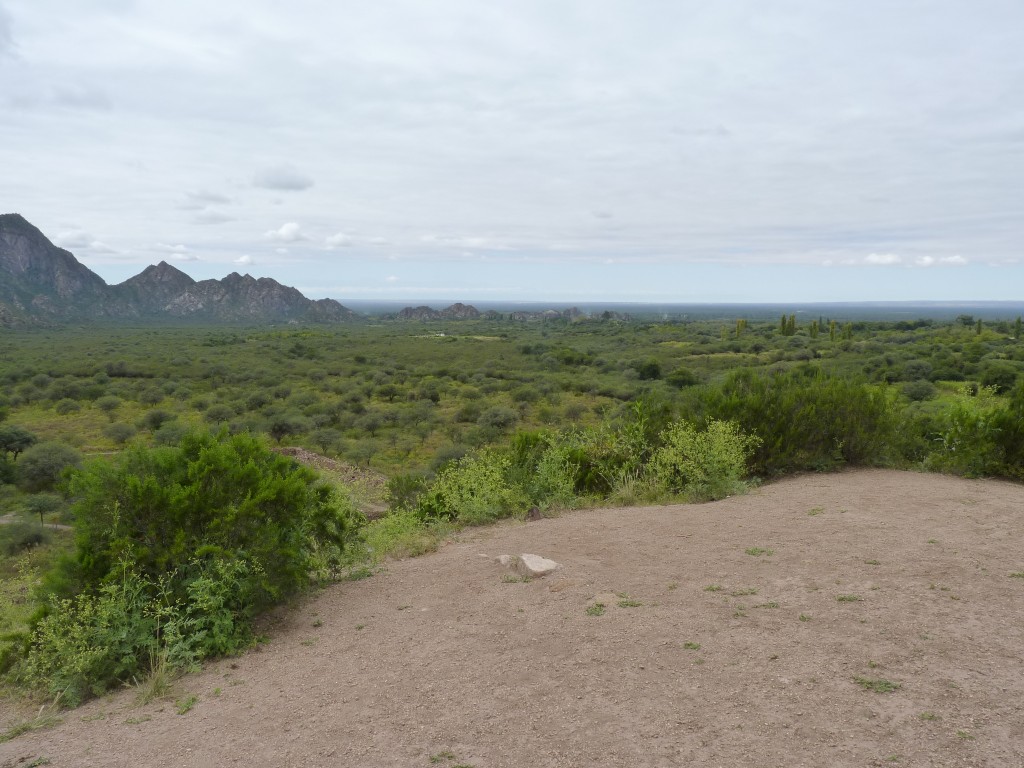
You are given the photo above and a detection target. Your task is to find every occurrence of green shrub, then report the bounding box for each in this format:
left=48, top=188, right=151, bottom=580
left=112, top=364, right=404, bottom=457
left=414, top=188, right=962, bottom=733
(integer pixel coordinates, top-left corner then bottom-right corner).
left=0, top=521, right=51, bottom=556
left=902, top=379, right=937, bottom=402
left=16, top=441, right=82, bottom=492
left=103, top=422, right=137, bottom=445
left=363, top=509, right=447, bottom=560
left=21, top=569, right=157, bottom=706
left=650, top=419, right=760, bottom=501
left=925, top=397, right=1001, bottom=477
left=417, top=450, right=527, bottom=525
left=56, top=430, right=361, bottom=608
left=54, top=398, right=82, bottom=415
left=693, top=368, right=900, bottom=476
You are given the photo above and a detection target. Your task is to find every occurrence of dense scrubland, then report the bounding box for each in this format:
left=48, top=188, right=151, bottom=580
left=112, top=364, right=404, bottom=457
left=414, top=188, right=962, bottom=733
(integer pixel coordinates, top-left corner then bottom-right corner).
left=1, top=311, right=1023, bottom=720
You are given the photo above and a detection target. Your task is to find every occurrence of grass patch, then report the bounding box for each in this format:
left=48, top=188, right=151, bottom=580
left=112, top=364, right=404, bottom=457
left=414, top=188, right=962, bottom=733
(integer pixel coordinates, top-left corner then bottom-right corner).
left=745, top=546, right=774, bottom=557
left=0, top=706, right=63, bottom=743
left=853, top=676, right=901, bottom=693
left=586, top=603, right=606, bottom=616
left=617, top=599, right=642, bottom=608
left=682, top=641, right=701, bottom=650
left=837, top=594, right=862, bottom=602
left=175, top=694, right=198, bottom=715
left=703, top=584, right=723, bottom=592
left=730, top=587, right=758, bottom=596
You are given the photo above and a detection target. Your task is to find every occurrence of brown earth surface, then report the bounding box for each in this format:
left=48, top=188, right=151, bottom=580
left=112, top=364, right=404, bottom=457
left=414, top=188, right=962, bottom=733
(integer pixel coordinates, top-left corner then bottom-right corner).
left=3, top=468, right=1023, bottom=768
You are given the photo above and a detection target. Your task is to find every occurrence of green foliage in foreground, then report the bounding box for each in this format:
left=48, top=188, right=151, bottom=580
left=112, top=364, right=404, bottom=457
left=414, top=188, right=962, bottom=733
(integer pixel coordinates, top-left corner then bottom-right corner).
left=6, top=430, right=363, bottom=706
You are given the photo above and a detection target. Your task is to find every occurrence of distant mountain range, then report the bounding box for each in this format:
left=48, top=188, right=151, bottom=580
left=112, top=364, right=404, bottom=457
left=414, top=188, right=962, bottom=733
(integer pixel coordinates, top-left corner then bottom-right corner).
left=0, top=213, right=356, bottom=325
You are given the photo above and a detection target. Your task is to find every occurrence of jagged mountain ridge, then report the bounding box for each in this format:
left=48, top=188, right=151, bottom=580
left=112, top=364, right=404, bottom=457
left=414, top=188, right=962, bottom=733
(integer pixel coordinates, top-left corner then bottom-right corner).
left=0, top=213, right=355, bottom=324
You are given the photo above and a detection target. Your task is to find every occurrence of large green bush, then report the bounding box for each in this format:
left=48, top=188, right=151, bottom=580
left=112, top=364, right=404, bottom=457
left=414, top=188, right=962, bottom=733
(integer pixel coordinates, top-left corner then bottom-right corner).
left=650, top=419, right=760, bottom=501
left=692, top=368, right=901, bottom=476
left=12, top=430, right=362, bottom=705
left=58, top=430, right=359, bottom=605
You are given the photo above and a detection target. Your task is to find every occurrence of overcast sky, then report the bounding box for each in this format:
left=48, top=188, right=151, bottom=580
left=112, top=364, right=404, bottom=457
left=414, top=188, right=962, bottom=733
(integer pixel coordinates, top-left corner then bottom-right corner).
left=2, top=1, right=1022, bottom=303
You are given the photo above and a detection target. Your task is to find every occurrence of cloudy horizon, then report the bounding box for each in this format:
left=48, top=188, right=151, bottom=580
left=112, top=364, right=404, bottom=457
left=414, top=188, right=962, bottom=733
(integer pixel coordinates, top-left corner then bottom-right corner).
left=2, top=1, right=1022, bottom=302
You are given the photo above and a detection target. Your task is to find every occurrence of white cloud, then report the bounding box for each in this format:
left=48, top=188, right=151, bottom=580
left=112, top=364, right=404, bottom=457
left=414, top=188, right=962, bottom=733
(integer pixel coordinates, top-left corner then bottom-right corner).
left=253, top=165, right=313, bottom=191
left=54, top=230, right=95, bottom=249
left=155, top=242, right=189, bottom=254
left=864, top=253, right=902, bottom=266
left=325, top=232, right=353, bottom=248
left=234, top=254, right=253, bottom=265
left=171, top=253, right=199, bottom=262
left=940, top=255, right=968, bottom=265
left=385, top=275, right=398, bottom=282
left=914, top=256, right=936, bottom=267
left=265, top=222, right=306, bottom=242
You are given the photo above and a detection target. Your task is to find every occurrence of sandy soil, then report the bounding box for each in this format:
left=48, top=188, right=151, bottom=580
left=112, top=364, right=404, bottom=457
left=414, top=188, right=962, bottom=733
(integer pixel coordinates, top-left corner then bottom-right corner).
left=2, top=468, right=1023, bottom=768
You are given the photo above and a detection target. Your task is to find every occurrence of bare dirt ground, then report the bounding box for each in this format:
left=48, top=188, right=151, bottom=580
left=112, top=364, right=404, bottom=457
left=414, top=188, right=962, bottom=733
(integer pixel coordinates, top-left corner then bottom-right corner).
left=3, top=468, right=1023, bottom=768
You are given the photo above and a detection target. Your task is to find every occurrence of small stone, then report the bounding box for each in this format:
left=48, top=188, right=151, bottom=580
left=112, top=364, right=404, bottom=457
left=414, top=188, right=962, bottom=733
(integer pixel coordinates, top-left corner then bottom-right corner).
left=516, top=553, right=560, bottom=578
left=496, top=554, right=516, bottom=567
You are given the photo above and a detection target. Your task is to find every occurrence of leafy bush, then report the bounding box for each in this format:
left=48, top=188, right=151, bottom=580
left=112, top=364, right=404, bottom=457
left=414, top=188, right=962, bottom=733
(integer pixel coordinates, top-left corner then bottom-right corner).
left=363, top=509, right=446, bottom=560
left=16, top=441, right=82, bottom=492
left=11, top=430, right=363, bottom=706
left=981, top=363, right=1018, bottom=394
left=0, top=521, right=51, bottom=556
left=417, top=450, right=527, bottom=525
left=57, top=430, right=360, bottom=607
left=20, top=569, right=157, bottom=706
left=54, top=398, right=82, bottom=415
left=693, top=368, right=900, bottom=476
left=901, top=379, right=937, bottom=402
left=923, top=391, right=1001, bottom=476
left=650, top=419, right=760, bottom=501
left=103, top=422, right=137, bottom=445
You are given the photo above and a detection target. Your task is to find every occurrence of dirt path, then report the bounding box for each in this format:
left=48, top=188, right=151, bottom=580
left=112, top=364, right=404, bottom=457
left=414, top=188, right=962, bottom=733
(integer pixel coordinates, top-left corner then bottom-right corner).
left=3, top=469, right=1023, bottom=767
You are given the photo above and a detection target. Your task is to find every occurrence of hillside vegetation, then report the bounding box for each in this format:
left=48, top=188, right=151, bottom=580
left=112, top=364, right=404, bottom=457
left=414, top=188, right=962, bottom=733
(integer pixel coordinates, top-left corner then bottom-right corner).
left=1, top=312, right=1022, bottom=710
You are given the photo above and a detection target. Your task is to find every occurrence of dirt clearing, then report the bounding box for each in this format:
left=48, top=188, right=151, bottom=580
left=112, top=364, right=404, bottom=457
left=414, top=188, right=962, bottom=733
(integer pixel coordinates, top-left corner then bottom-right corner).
left=3, top=469, right=1023, bottom=767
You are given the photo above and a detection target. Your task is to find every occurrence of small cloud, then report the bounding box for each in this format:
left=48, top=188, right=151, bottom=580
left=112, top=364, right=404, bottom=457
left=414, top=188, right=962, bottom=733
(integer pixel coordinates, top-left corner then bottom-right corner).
left=193, top=210, right=233, bottom=225
left=275, top=247, right=288, bottom=255
left=591, top=210, right=614, bottom=220
left=864, top=253, right=902, bottom=265
left=234, top=254, right=253, bottom=265
left=915, top=256, right=936, bottom=267
left=325, top=232, right=353, bottom=248
left=155, top=242, right=190, bottom=254
left=253, top=165, right=314, bottom=191
left=265, top=222, right=306, bottom=242
left=385, top=275, right=398, bottom=282
left=941, top=255, right=968, bottom=265
left=367, top=236, right=389, bottom=246
left=171, top=253, right=199, bottom=262
left=54, top=230, right=118, bottom=254
left=54, top=230, right=95, bottom=249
